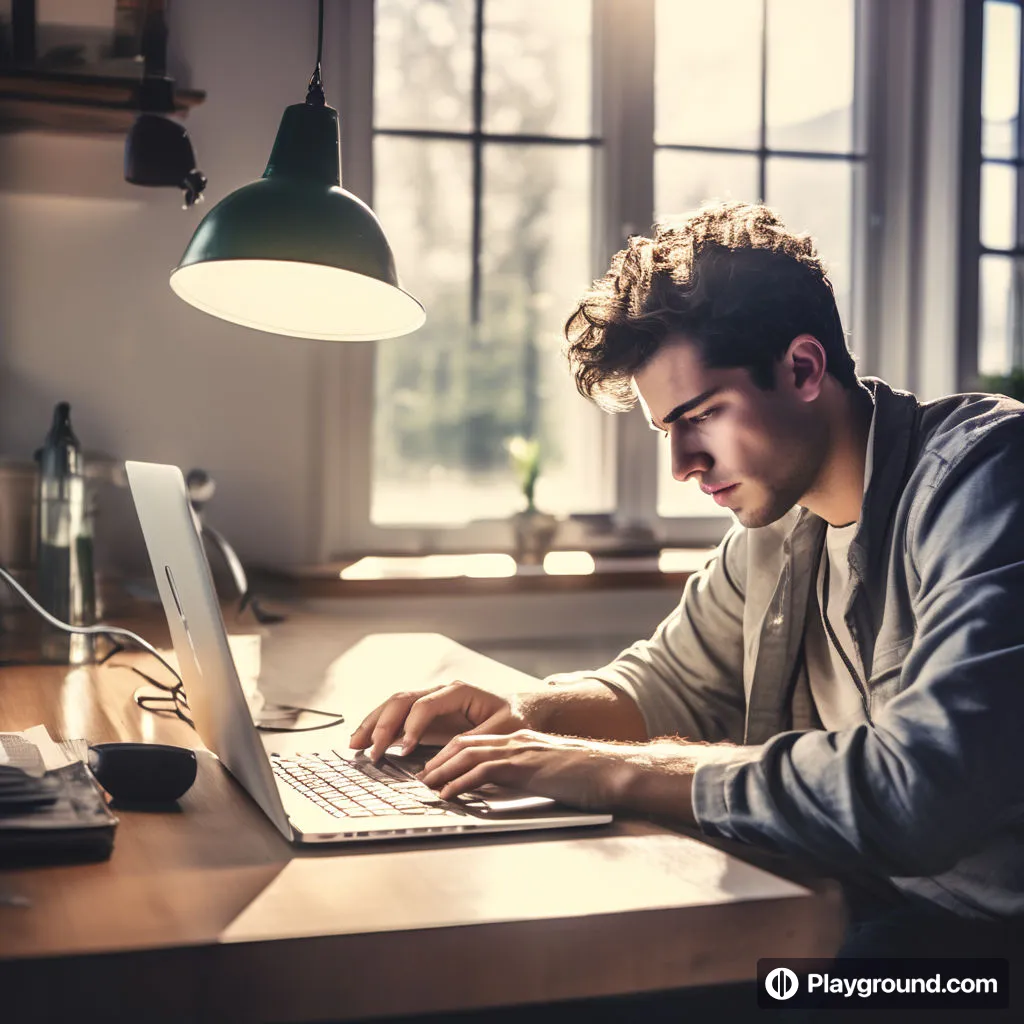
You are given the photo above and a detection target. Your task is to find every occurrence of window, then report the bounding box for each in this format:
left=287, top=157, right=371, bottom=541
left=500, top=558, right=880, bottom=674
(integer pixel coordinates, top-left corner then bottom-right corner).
left=325, top=0, right=864, bottom=557
left=371, top=0, right=611, bottom=528
left=977, top=0, right=1023, bottom=375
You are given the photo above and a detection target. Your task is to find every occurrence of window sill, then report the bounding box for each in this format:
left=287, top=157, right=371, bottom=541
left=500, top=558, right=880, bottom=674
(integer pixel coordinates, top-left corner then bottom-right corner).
left=251, top=549, right=712, bottom=600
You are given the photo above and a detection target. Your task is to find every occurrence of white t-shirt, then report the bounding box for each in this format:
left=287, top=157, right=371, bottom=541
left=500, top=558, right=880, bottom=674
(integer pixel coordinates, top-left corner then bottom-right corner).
left=804, top=415, right=875, bottom=731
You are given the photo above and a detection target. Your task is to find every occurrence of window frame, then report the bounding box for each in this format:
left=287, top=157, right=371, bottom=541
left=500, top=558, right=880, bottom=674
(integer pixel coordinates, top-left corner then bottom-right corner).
left=312, top=0, right=958, bottom=562
left=958, top=0, right=985, bottom=390
left=964, top=0, right=1024, bottom=382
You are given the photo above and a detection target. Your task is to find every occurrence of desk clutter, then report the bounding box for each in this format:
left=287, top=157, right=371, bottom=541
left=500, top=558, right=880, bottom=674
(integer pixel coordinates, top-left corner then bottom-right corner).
left=0, top=726, right=116, bottom=867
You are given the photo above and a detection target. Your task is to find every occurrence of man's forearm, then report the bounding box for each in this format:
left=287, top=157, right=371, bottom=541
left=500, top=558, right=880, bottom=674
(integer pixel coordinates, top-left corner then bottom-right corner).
left=518, top=680, right=648, bottom=742
left=612, top=740, right=757, bottom=823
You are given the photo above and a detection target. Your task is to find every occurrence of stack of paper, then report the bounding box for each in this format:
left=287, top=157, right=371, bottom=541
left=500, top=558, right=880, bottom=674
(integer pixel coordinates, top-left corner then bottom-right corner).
left=0, top=725, right=77, bottom=773
left=0, top=727, right=117, bottom=867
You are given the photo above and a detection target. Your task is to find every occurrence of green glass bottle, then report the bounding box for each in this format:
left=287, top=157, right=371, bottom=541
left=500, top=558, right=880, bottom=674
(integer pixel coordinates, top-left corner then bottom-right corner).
left=36, top=402, right=95, bottom=664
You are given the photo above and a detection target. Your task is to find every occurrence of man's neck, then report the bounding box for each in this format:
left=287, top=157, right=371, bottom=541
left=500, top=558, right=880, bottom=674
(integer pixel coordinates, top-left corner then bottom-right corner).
left=802, top=385, right=873, bottom=528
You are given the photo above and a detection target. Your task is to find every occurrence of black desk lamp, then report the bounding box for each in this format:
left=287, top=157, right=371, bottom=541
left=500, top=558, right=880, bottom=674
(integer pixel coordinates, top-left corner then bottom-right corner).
left=169, top=0, right=424, bottom=341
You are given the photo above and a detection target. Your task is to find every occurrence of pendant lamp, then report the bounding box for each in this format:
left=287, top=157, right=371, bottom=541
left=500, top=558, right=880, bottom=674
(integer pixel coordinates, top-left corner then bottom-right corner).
left=169, top=0, right=424, bottom=341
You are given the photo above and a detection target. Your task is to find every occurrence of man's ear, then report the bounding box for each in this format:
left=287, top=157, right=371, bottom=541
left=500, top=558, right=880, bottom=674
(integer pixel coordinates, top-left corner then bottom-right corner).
left=784, top=334, right=827, bottom=401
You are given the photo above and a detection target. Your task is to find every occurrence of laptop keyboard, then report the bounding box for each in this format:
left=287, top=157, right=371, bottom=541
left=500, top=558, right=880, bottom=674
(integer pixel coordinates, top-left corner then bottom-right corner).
left=270, top=751, right=451, bottom=819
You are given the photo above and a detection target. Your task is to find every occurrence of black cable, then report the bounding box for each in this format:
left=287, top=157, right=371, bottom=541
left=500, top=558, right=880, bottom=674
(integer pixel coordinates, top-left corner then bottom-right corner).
left=0, top=566, right=182, bottom=685
left=316, top=0, right=324, bottom=68
left=0, top=564, right=343, bottom=733
left=306, top=0, right=326, bottom=107
left=255, top=709, right=347, bottom=734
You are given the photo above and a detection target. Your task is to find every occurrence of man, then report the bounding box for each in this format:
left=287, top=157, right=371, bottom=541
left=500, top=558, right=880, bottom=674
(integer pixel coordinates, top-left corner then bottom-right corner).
left=350, top=201, right=1024, bottom=955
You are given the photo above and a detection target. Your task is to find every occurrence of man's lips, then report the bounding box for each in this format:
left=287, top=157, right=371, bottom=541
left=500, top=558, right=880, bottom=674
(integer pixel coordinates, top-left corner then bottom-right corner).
left=702, top=483, right=739, bottom=507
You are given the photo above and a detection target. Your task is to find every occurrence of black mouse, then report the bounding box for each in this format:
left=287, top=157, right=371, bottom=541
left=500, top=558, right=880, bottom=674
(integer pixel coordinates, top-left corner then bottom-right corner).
left=87, top=742, right=197, bottom=804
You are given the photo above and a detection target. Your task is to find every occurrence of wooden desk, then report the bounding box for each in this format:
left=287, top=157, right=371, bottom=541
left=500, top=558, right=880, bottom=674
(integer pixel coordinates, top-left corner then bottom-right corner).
left=0, top=613, right=845, bottom=1022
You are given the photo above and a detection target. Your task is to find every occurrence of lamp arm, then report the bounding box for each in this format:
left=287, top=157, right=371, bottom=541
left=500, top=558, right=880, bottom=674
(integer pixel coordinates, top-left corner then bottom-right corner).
left=200, top=522, right=249, bottom=601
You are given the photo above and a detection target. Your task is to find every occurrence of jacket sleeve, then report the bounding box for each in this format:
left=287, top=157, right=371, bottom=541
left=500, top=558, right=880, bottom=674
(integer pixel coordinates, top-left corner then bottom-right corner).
left=692, top=423, right=1024, bottom=878
left=545, top=523, right=749, bottom=744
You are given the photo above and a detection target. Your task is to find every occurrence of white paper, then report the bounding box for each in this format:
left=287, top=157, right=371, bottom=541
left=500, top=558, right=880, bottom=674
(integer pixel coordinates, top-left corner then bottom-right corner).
left=0, top=729, right=49, bottom=775
left=17, top=725, right=73, bottom=771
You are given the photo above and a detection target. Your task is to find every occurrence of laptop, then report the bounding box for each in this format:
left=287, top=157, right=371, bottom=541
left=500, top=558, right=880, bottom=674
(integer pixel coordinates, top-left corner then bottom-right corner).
left=125, top=460, right=612, bottom=844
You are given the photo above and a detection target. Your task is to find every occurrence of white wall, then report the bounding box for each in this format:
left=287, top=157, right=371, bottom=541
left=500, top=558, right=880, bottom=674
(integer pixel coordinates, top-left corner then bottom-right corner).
left=0, top=0, right=970, bottom=579
left=0, top=0, right=338, bottom=572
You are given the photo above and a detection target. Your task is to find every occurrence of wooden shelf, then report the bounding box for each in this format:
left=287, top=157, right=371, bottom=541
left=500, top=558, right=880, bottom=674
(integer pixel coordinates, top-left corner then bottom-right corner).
left=0, top=68, right=205, bottom=136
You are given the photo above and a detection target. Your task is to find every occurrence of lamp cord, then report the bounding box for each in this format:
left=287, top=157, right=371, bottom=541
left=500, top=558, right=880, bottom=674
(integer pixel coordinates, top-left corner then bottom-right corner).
left=306, top=0, right=326, bottom=107
left=317, top=0, right=324, bottom=68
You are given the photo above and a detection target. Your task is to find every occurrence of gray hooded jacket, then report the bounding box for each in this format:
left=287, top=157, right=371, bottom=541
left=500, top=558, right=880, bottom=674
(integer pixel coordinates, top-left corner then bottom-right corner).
left=548, top=377, right=1024, bottom=920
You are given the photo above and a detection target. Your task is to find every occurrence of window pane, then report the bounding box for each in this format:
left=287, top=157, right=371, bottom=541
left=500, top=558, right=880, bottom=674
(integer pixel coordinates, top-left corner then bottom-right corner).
left=657, top=449, right=733, bottom=519
left=374, top=0, right=475, bottom=131
left=765, top=158, right=854, bottom=332
left=370, top=137, right=475, bottom=525
left=483, top=0, right=593, bottom=137
left=982, top=161, right=1017, bottom=250
left=655, top=0, right=763, bottom=148
left=655, top=150, right=760, bottom=221
left=765, top=0, right=855, bottom=153
left=982, top=0, right=1020, bottom=159
left=979, top=255, right=1015, bottom=375
left=481, top=143, right=612, bottom=516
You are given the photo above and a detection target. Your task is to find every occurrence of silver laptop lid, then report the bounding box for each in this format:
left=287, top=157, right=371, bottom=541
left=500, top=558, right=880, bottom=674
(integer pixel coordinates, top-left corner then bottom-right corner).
left=125, top=460, right=292, bottom=840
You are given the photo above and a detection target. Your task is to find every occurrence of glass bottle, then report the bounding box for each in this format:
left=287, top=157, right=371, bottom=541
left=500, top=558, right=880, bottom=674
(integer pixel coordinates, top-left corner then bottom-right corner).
left=36, top=402, right=95, bottom=664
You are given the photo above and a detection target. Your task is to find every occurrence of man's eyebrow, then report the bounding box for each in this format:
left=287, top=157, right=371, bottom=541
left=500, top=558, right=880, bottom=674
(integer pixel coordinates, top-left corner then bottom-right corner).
left=662, top=387, right=724, bottom=426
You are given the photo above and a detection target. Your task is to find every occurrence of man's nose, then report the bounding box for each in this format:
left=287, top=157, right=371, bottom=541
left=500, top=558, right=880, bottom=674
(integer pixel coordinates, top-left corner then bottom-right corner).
left=671, top=431, right=711, bottom=482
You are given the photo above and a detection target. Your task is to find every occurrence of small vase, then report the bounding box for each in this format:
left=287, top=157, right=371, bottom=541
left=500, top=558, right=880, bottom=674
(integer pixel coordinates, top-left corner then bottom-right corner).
left=511, top=508, right=558, bottom=565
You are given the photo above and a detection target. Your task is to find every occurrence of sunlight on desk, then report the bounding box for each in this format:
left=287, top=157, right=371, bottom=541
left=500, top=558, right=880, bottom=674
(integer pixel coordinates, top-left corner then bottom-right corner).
left=57, top=668, right=95, bottom=742
left=219, top=832, right=811, bottom=944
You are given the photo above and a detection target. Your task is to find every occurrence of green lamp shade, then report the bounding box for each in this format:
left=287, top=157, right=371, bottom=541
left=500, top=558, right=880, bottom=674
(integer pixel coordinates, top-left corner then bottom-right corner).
left=170, top=104, right=425, bottom=341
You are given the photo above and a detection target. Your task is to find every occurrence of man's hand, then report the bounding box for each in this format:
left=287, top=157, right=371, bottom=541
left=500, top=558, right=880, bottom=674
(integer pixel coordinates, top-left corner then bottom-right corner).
left=416, top=730, right=700, bottom=822
left=351, top=679, right=648, bottom=763
left=349, top=682, right=540, bottom=763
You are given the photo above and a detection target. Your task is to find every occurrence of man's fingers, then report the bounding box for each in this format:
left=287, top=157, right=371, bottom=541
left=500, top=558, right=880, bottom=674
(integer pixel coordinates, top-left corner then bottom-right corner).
left=439, top=759, right=515, bottom=800
left=398, top=685, right=480, bottom=754
left=419, top=735, right=523, bottom=786
left=462, top=710, right=509, bottom=737
left=411, top=712, right=514, bottom=769
left=420, top=746, right=512, bottom=795
left=363, top=693, right=423, bottom=761
left=349, top=698, right=397, bottom=749
left=351, top=682, right=513, bottom=763
left=420, top=731, right=495, bottom=775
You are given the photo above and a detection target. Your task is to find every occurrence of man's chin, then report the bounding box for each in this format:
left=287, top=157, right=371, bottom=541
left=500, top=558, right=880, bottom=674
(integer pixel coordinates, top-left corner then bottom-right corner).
left=734, top=510, right=767, bottom=529
left=734, top=499, right=792, bottom=530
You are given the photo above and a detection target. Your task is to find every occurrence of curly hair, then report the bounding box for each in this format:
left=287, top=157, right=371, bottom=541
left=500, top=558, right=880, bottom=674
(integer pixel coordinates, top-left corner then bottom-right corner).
left=564, top=200, right=857, bottom=411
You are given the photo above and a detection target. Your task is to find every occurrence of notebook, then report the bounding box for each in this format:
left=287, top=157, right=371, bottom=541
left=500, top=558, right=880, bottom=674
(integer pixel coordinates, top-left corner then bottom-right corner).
left=125, top=460, right=612, bottom=845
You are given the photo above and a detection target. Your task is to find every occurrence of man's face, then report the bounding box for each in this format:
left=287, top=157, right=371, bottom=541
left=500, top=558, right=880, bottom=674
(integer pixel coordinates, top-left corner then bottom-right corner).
left=632, top=334, right=828, bottom=528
